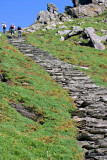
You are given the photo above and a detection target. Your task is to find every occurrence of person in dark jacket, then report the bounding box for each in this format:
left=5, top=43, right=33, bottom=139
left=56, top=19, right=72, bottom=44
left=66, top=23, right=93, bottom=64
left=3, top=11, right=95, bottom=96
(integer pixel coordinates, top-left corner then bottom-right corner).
left=9, top=24, right=15, bottom=35
left=17, top=26, right=22, bottom=37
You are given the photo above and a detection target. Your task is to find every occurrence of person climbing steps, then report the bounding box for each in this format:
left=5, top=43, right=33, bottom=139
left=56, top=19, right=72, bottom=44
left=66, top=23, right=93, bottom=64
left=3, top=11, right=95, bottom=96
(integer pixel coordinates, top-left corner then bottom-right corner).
left=2, top=22, right=6, bottom=34
left=17, top=26, right=22, bottom=37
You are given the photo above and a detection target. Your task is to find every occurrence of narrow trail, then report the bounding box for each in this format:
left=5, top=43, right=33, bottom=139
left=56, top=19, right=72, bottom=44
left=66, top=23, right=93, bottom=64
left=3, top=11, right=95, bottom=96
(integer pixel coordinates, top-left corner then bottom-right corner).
left=8, top=37, right=107, bottom=160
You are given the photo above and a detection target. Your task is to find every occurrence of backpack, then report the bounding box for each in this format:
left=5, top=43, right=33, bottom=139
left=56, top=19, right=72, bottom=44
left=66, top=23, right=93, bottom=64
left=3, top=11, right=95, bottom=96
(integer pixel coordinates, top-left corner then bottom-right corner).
left=17, top=26, right=21, bottom=30
left=10, top=25, right=14, bottom=29
left=3, top=24, right=6, bottom=29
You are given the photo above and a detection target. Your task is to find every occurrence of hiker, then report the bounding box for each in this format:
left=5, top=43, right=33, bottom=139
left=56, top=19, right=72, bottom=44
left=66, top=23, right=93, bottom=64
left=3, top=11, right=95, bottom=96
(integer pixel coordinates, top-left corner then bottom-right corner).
left=17, top=26, right=22, bottom=37
left=2, top=22, right=6, bottom=34
left=9, top=24, right=15, bottom=35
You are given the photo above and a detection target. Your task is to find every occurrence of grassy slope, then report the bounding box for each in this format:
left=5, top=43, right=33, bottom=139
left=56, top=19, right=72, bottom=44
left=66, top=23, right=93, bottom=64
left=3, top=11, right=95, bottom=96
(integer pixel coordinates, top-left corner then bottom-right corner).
left=0, top=34, right=83, bottom=159
left=26, top=11, right=107, bottom=87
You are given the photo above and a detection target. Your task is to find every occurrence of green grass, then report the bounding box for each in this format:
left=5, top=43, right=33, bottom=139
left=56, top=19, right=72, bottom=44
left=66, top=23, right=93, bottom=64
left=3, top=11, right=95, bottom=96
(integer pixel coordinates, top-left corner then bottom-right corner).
left=0, top=33, right=84, bottom=159
left=26, top=11, right=107, bottom=87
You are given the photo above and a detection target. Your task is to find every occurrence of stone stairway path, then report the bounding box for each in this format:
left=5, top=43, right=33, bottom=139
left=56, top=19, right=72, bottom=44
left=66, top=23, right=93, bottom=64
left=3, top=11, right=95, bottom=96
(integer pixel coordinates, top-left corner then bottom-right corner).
left=8, top=37, right=107, bottom=160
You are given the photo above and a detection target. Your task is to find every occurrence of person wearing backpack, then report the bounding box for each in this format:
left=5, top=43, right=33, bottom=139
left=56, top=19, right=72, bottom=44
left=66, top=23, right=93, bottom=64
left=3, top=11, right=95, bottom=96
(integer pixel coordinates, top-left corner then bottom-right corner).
left=9, top=24, right=15, bottom=35
left=2, top=22, right=6, bottom=34
left=17, top=26, right=22, bottom=37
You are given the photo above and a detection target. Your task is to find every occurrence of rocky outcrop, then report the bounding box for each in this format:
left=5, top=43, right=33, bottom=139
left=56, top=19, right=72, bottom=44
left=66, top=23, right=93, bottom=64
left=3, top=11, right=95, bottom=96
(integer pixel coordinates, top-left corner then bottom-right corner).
left=72, top=0, right=107, bottom=7
left=47, top=3, right=58, bottom=15
left=85, top=27, right=106, bottom=50
left=37, top=3, right=59, bottom=24
left=66, top=4, right=106, bottom=18
left=65, top=0, right=107, bottom=18
left=59, top=13, right=72, bottom=22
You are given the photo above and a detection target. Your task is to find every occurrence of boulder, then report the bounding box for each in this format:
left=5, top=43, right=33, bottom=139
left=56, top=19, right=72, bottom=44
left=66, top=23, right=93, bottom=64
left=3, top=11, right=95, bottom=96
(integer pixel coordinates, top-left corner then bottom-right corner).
left=85, top=27, right=105, bottom=50
left=69, top=26, right=83, bottom=36
left=60, top=36, right=65, bottom=41
left=55, top=30, right=71, bottom=36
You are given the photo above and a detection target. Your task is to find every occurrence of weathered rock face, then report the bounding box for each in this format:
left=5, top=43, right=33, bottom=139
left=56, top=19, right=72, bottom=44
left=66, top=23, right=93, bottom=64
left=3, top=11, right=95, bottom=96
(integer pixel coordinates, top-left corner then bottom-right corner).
left=72, top=0, right=106, bottom=7
left=47, top=3, right=58, bottom=15
left=68, top=0, right=107, bottom=18
left=72, top=0, right=92, bottom=7
left=37, top=3, right=59, bottom=24
left=66, top=3, right=105, bottom=18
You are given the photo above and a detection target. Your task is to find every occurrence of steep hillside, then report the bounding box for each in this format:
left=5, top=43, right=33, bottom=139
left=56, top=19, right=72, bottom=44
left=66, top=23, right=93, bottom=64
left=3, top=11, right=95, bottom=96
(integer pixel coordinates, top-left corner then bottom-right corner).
left=25, top=11, right=107, bottom=87
left=0, top=34, right=84, bottom=159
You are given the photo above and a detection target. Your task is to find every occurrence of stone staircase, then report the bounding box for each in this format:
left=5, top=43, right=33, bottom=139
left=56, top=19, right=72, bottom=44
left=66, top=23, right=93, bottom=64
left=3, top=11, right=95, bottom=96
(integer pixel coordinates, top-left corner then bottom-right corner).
left=8, top=37, right=107, bottom=160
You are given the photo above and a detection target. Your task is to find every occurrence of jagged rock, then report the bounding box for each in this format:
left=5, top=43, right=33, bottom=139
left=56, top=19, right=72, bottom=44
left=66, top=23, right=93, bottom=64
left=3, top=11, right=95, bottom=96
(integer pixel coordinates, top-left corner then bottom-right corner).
left=59, top=13, right=71, bottom=22
left=47, top=3, right=58, bottom=15
left=37, top=11, right=52, bottom=24
left=37, top=3, right=59, bottom=24
left=85, top=27, right=105, bottom=50
left=72, top=0, right=106, bottom=7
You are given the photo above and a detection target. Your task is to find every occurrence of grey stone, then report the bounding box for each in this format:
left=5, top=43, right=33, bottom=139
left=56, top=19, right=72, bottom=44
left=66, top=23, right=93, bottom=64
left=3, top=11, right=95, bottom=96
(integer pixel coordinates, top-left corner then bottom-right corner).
left=66, top=3, right=106, bottom=18
left=47, top=3, right=58, bottom=15
left=59, top=13, right=71, bottom=22
left=72, top=0, right=106, bottom=7
left=101, top=35, right=107, bottom=42
left=69, top=26, right=83, bottom=36
left=85, top=27, right=105, bottom=50
left=37, top=3, right=59, bottom=24
left=60, top=36, right=65, bottom=41
left=58, top=25, right=67, bottom=29
left=55, top=30, right=71, bottom=35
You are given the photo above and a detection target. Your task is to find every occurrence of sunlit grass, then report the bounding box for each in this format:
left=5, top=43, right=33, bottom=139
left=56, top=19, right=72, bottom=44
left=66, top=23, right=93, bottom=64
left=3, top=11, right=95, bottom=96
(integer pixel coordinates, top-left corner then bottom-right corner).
left=26, top=12, right=107, bottom=87
left=0, top=33, right=83, bottom=159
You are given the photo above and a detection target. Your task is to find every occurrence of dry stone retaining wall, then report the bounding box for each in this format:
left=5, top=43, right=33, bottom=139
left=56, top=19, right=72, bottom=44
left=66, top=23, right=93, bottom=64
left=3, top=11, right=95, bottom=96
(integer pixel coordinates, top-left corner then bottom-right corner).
left=8, top=37, right=107, bottom=160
